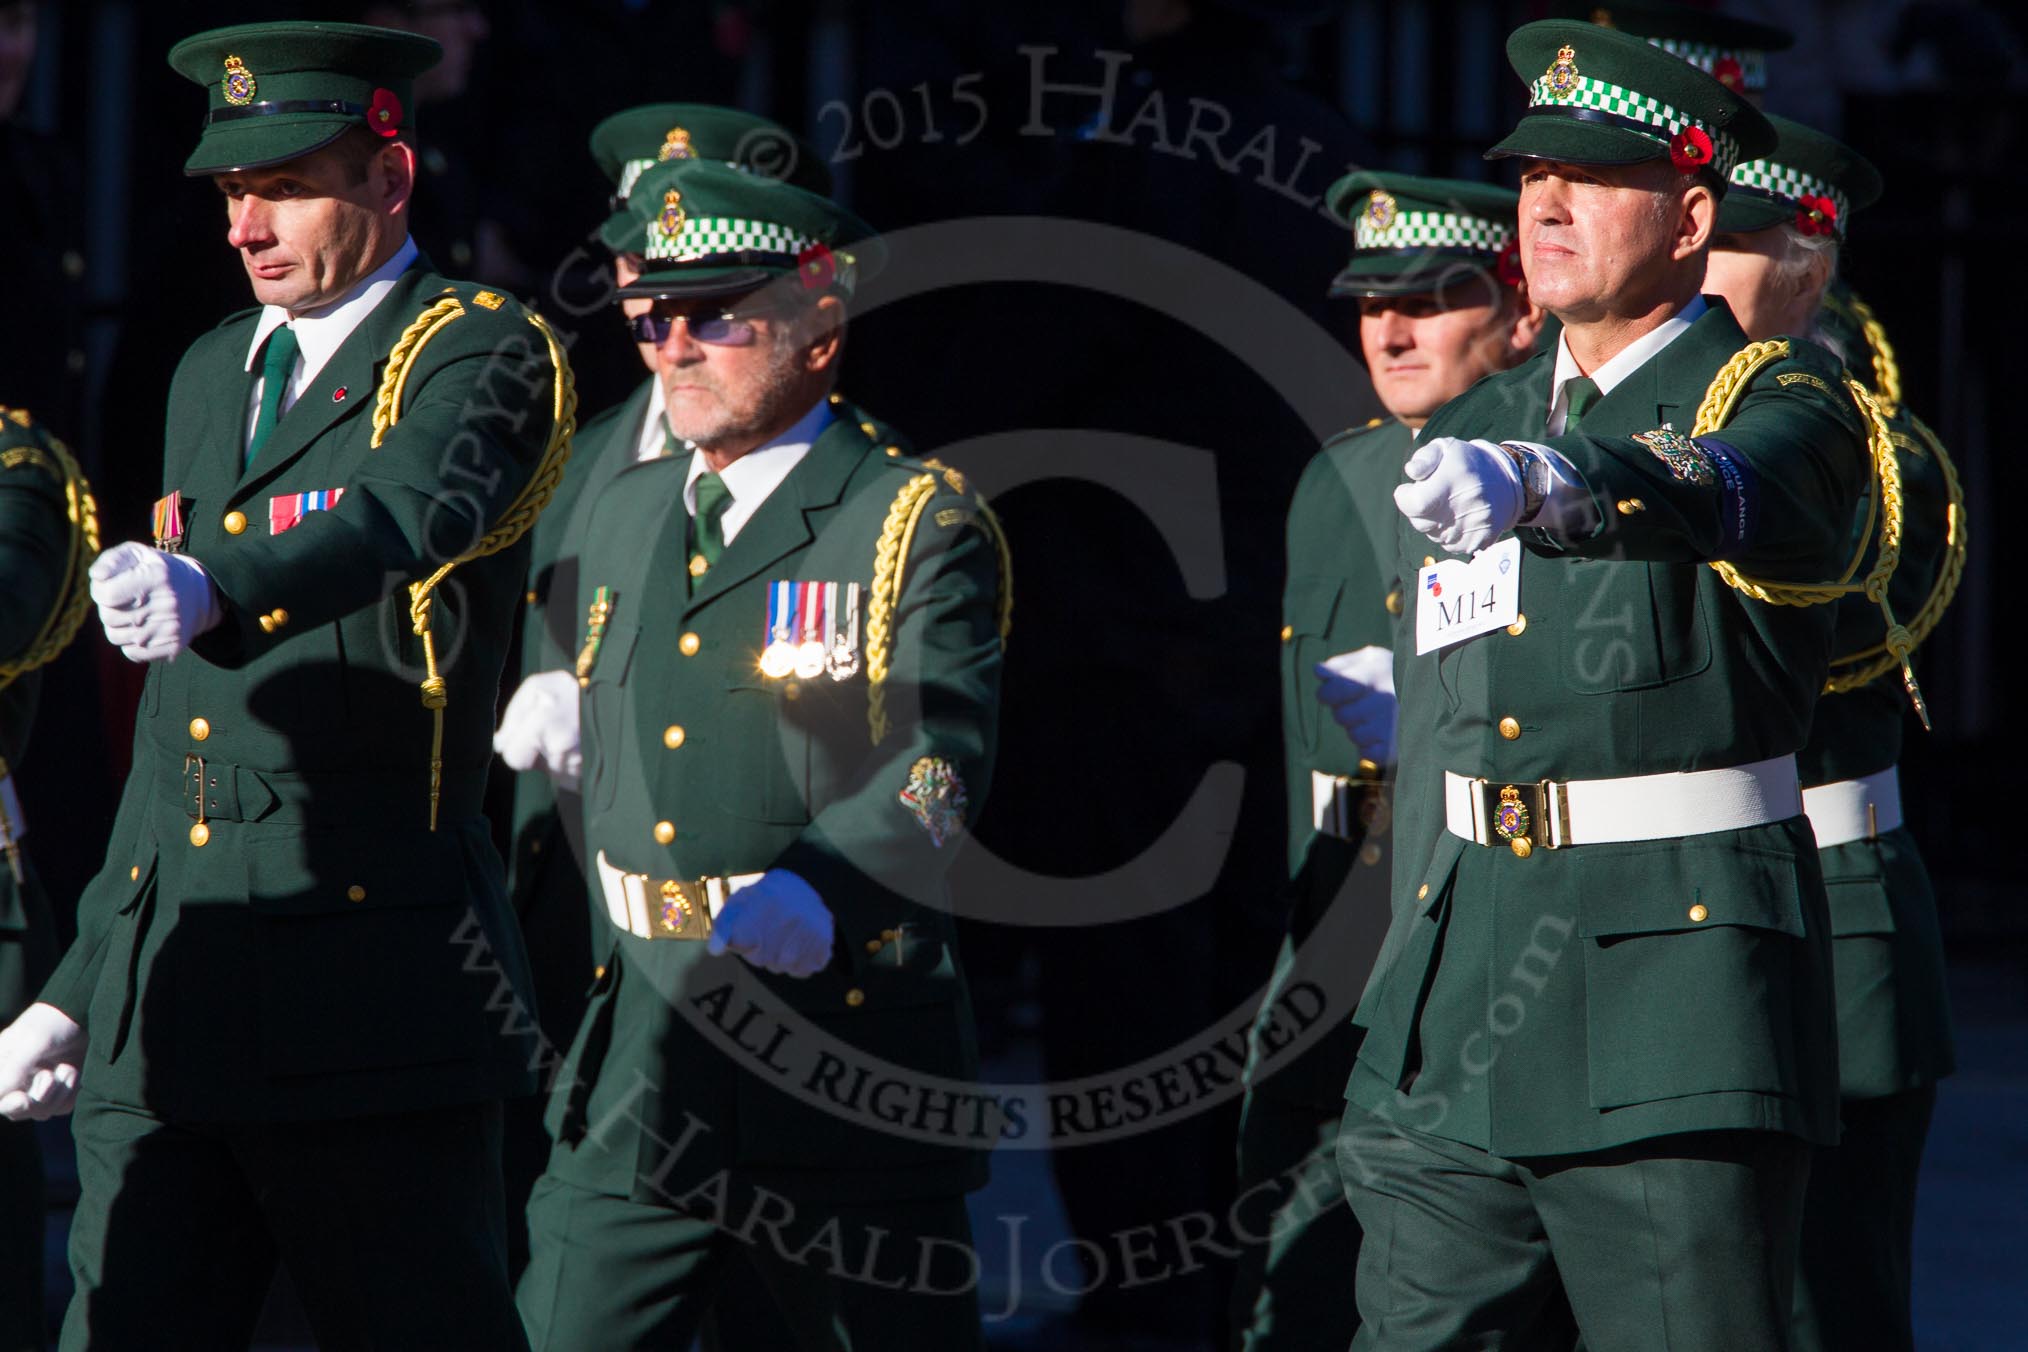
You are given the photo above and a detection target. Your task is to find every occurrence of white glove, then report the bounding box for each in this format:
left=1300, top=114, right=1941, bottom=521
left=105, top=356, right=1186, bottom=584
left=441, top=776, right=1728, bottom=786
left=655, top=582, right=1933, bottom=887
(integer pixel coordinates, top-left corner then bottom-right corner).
left=0, top=1002, right=87, bottom=1122
left=1314, top=646, right=1399, bottom=766
left=707, top=870, right=835, bottom=978
left=90, top=541, right=224, bottom=663
left=1394, top=437, right=1524, bottom=557
left=493, top=670, right=583, bottom=791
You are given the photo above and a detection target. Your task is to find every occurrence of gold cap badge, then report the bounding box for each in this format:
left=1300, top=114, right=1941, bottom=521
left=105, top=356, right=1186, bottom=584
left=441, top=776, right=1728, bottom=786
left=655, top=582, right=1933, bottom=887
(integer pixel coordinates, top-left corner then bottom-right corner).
left=1365, top=189, right=1398, bottom=233
left=1546, top=44, right=1580, bottom=95
left=659, top=127, right=695, bottom=161
left=222, top=54, right=256, bottom=106
left=657, top=188, right=687, bottom=242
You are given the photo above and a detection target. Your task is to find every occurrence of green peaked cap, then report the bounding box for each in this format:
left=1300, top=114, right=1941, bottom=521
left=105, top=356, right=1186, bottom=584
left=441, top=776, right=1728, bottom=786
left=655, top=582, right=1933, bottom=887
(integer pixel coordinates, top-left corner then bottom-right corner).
left=1719, top=114, right=1882, bottom=241
left=615, top=158, right=883, bottom=303
left=590, top=103, right=831, bottom=252
left=1486, top=19, right=1776, bottom=184
left=1553, top=0, right=1792, bottom=95
left=169, top=21, right=441, bottom=176
left=1324, top=171, right=1520, bottom=298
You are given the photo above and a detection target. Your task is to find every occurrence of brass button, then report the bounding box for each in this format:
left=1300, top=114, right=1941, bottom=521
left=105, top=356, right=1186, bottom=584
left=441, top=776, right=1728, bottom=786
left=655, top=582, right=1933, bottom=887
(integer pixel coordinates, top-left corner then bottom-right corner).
left=189, top=822, right=210, bottom=848
left=1417, top=884, right=1430, bottom=900
left=1688, top=903, right=1709, bottom=923
left=653, top=820, right=676, bottom=844
left=1506, top=614, right=1528, bottom=637
left=270, top=608, right=289, bottom=628
left=1280, top=624, right=1294, bottom=643
left=1616, top=498, right=1646, bottom=516
left=525, top=590, right=539, bottom=604
left=783, top=681, right=801, bottom=701
left=189, top=717, right=210, bottom=741
left=1423, top=556, right=1436, bottom=567
left=689, top=555, right=708, bottom=578
left=881, top=928, right=898, bottom=941
left=678, top=632, right=700, bottom=656
left=1510, top=837, right=1533, bottom=858
left=1498, top=716, right=1522, bottom=740
left=865, top=939, right=883, bottom=954
left=884, top=445, right=901, bottom=458
left=258, top=615, right=276, bottom=634
left=845, top=988, right=866, bottom=1007
left=347, top=885, right=367, bottom=903
left=594, top=964, right=607, bottom=980
left=663, top=725, right=686, bottom=749
left=222, top=510, right=247, bottom=535
left=1385, top=589, right=1403, bottom=616
left=1360, top=842, right=1383, bottom=866
left=130, top=865, right=140, bottom=881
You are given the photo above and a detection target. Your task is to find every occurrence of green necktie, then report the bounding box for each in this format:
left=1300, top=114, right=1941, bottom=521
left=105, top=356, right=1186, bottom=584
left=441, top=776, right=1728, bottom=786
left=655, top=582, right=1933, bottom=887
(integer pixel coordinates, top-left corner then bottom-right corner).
left=246, top=323, right=300, bottom=469
left=688, top=470, right=733, bottom=591
left=1563, top=375, right=1601, bottom=433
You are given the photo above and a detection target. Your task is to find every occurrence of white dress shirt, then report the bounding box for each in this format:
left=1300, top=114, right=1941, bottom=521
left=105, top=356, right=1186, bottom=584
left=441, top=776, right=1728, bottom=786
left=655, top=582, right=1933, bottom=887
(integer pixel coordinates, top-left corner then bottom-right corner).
left=681, top=397, right=834, bottom=545
left=243, top=237, right=421, bottom=446
left=1546, top=294, right=1708, bottom=435
left=633, top=379, right=671, bottom=463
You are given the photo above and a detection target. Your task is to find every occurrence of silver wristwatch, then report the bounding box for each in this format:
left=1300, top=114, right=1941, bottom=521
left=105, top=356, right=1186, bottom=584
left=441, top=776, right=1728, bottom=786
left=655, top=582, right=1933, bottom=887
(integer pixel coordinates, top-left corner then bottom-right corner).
left=1499, top=442, right=1550, bottom=524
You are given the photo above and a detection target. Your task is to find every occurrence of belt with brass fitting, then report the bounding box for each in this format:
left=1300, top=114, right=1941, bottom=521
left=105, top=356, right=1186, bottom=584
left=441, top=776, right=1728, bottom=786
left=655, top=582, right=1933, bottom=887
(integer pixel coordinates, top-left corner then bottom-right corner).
left=1443, top=754, right=1802, bottom=857
left=595, top=849, right=762, bottom=941
left=1801, top=767, right=1901, bottom=849
left=1311, top=764, right=1389, bottom=842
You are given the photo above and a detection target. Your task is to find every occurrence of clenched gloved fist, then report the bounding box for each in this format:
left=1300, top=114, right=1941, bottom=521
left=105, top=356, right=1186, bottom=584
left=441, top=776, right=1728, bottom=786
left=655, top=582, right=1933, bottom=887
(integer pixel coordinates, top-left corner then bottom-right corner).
left=707, top=871, right=835, bottom=978
left=91, top=541, right=224, bottom=662
left=1393, top=437, right=1524, bottom=557
left=0, top=1002, right=86, bottom=1122
left=493, top=669, right=583, bottom=791
left=1315, top=645, right=1399, bottom=767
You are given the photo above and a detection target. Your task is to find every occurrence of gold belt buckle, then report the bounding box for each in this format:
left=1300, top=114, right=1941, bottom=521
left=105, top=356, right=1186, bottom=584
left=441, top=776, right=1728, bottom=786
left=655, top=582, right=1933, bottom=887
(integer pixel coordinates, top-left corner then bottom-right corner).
left=1478, top=778, right=1562, bottom=857
left=651, top=877, right=716, bottom=940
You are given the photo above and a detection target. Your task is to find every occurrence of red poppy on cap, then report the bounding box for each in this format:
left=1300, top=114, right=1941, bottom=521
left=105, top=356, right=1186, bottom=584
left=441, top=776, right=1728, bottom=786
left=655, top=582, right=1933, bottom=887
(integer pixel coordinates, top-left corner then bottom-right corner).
left=368, top=88, right=403, bottom=139
left=1495, top=238, right=1525, bottom=288
left=1795, top=194, right=1839, bottom=237
left=1713, top=57, right=1744, bottom=92
left=1668, top=125, right=1713, bottom=173
left=798, top=242, right=837, bottom=292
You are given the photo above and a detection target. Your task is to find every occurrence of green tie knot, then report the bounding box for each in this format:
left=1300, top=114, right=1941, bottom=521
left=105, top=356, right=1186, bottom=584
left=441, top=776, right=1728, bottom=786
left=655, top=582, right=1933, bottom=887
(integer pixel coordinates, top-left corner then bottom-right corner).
left=1563, top=375, right=1601, bottom=432
left=691, top=470, right=733, bottom=566
left=246, top=323, right=300, bottom=469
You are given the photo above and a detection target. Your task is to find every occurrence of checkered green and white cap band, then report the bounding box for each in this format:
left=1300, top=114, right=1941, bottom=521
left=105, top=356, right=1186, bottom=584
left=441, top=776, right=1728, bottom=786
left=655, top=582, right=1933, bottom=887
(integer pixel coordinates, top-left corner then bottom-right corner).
left=1648, top=38, right=1768, bottom=93
left=644, top=216, right=816, bottom=264
left=1728, top=158, right=1848, bottom=232
left=1354, top=209, right=1511, bottom=255
left=1528, top=70, right=1745, bottom=177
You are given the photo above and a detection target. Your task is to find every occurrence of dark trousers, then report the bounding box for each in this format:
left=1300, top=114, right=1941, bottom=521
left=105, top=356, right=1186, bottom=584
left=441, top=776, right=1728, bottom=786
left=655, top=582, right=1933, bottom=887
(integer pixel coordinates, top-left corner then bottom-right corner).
left=1229, top=1092, right=1360, bottom=1351
left=61, top=1092, right=527, bottom=1351
left=0, top=1117, right=42, bottom=1352
left=517, top=1174, right=982, bottom=1351
left=1792, top=1085, right=1936, bottom=1352
left=1339, top=1109, right=1808, bottom=1352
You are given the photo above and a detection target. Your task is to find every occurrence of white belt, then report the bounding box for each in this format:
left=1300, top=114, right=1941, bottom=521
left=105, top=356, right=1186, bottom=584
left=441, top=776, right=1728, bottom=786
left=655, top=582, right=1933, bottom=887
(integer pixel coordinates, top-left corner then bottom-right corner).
left=596, top=849, right=761, bottom=941
left=0, top=774, right=24, bottom=846
left=1444, top=754, right=1801, bottom=855
left=1801, top=768, right=1902, bottom=849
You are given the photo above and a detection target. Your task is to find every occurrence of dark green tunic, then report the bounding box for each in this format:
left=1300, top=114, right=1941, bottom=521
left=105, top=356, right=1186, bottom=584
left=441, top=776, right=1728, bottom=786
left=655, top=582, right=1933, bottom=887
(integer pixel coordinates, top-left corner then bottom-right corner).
left=1351, top=300, right=1867, bottom=1157
left=541, top=400, right=1007, bottom=1209
left=40, top=263, right=561, bottom=1124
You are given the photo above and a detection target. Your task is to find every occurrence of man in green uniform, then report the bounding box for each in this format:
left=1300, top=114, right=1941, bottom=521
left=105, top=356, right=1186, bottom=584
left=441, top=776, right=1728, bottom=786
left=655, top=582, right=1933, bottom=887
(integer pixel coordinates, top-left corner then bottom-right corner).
left=1330, top=23, right=1870, bottom=1348
left=495, top=100, right=827, bottom=1280
left=0, top=22, right=571, bottom=1348
left=1233, top=173, right=1540, bottom=1351
left=0, top=407, right=96, bottom=1352
left=1702, top=118, right=1959, bottom=1352
left=514, top=157, right=1009, bottom=1350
